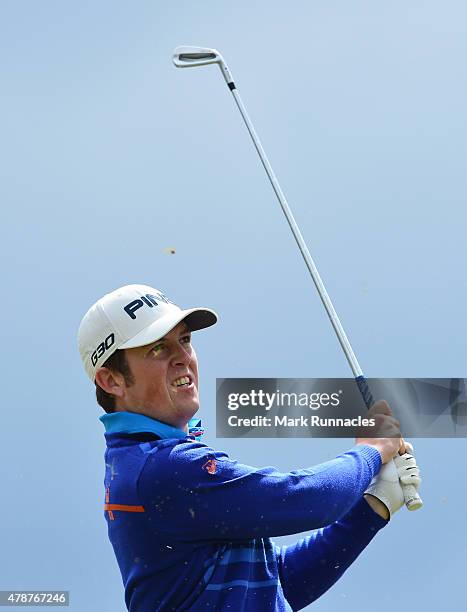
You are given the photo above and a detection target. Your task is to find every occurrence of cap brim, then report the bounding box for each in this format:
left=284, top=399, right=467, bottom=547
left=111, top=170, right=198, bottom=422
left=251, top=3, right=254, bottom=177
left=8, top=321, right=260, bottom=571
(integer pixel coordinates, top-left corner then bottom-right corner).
left=119, top=307, right=217, bottom=350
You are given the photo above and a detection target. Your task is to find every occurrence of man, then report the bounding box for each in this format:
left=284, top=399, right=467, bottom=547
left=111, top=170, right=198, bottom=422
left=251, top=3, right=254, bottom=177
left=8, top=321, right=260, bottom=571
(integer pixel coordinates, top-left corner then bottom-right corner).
left=78, top=284, right=421, bottom=612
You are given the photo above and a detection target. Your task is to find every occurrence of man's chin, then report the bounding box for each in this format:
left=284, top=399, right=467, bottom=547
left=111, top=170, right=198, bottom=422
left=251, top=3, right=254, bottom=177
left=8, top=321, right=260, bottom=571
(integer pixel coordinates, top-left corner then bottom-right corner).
left=175, top=396, right=199, bottom=415
left=169, top=386, right=199, bottom=414
left=185, top=400, right=200, bottom=415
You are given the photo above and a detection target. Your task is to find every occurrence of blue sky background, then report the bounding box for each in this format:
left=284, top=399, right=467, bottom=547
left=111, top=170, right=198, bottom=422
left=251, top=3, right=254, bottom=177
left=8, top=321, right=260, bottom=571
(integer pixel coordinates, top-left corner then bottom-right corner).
left=1, top=1, right=466, bottom=610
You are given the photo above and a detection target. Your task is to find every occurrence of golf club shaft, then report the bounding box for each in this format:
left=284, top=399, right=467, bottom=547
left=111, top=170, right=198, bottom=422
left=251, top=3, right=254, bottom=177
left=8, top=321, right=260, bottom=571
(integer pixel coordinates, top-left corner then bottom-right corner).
left=230, top=87, right=363, bottom=377
left=222, top=69, right=422, bottom=511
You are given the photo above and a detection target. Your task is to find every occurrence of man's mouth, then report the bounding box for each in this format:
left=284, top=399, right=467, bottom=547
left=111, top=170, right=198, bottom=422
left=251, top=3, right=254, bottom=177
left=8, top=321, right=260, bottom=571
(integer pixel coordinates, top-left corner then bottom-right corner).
left=172, top=375, right=193, bottom=389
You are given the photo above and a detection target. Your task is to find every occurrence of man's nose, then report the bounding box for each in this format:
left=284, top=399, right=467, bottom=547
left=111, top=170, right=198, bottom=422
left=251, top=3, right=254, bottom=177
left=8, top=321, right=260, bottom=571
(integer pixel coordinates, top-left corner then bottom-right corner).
left=170, top=343, right=191, bottom=366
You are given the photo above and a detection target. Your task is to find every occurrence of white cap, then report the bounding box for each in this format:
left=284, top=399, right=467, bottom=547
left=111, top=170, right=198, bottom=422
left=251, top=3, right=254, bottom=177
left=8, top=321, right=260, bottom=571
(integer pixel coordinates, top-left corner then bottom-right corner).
left=78, top=284, right=217, bottom=381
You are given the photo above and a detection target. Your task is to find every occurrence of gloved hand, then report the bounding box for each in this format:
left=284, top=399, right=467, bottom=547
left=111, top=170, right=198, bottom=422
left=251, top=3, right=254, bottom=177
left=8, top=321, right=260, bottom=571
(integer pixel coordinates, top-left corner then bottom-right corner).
left=364, top=443, right=421, bottom=518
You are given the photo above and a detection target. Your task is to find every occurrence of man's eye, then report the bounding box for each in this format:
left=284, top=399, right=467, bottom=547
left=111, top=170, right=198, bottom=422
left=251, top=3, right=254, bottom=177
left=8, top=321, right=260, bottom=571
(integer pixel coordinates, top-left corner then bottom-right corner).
left=181, top=335, right=191, bottom=345
left=151, top=344, right=164, bottom=355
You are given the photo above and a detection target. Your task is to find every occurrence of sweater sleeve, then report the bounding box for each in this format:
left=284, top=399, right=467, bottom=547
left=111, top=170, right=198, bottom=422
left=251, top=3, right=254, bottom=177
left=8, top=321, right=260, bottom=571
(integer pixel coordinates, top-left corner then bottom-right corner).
left=277, top=496, right=388, bottom=611
left=138, top=441, right=382, bottom=542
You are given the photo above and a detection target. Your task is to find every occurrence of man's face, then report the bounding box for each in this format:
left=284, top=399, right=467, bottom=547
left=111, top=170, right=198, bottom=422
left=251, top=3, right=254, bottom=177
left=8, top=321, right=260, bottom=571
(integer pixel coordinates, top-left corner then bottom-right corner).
left=118, top=321, right=199, bottom=429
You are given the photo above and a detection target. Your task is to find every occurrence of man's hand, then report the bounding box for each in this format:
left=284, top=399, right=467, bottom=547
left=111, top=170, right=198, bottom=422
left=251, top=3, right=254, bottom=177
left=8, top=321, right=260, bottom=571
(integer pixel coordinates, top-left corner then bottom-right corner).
left=364, top=443, right=421, bottom=519
left=355, top=400, right=405, bottom=464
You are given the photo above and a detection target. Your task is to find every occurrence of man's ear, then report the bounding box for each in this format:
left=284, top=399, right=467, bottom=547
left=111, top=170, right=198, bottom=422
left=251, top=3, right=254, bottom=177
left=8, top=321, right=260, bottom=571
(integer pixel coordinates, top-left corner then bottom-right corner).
left=95, top=367, right=125, bottom=398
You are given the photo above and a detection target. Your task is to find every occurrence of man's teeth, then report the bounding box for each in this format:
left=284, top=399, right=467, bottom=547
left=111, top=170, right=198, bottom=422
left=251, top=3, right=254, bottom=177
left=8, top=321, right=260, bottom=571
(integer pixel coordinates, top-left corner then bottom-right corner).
left=174, top=376, right=190, bottom=387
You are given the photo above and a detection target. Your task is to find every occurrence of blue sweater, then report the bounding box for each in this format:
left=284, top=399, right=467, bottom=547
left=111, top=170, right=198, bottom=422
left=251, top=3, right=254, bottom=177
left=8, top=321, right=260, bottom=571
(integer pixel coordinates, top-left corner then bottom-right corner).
left=100, top=412, right=387, bottom=611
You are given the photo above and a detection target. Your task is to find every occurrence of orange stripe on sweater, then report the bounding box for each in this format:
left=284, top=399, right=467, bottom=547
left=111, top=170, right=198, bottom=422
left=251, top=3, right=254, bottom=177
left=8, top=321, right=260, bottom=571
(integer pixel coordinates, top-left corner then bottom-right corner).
left=104, top=504, right=145, bottom=513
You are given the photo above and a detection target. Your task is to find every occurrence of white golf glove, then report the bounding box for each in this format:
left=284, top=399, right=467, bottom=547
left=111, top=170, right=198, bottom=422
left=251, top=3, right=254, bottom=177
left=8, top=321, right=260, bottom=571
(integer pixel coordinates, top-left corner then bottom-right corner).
left=364, top=443, right=421, bottom=518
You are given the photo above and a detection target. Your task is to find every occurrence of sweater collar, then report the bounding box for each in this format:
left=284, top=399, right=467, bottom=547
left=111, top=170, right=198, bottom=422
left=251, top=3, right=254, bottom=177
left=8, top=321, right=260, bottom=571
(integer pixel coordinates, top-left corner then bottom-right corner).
left=99, top=411, right=203, bottom=440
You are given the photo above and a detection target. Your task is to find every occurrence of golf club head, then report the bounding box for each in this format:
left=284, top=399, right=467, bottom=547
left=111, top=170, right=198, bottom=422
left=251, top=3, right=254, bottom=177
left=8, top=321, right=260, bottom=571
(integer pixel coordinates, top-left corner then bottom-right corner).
left=173, top=46, right=223, bottom=68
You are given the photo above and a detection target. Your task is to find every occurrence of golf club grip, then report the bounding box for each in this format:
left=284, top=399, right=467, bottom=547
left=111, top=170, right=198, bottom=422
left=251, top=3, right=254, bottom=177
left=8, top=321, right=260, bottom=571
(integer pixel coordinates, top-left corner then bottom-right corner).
left=355, top=376, right=423, bottom=511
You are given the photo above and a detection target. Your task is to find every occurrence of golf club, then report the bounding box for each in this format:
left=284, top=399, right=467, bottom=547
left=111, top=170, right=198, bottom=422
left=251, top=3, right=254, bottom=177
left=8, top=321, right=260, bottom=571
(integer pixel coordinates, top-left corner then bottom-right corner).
left=173, top=45, right=422, bottom=511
